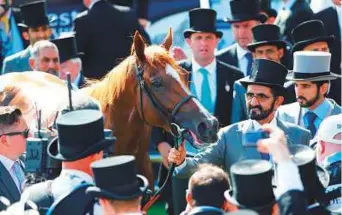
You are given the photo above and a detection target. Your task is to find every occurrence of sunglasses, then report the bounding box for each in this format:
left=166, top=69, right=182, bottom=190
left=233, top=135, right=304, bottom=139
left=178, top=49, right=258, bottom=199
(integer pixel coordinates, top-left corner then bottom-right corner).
left=0, top=128, right=30, bottom=138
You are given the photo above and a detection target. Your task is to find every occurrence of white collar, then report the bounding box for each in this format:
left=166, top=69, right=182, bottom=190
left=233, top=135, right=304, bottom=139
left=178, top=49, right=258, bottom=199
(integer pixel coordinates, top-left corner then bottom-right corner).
left=252, top=117, right=278, bottom=131
left=0, top=155, right=16, bottom=172
left=89, top=0, right=103, bottom=9
left=236, top=43, right=249, bottom=60
left=192, top=58, right=216, bottom=75
left=60, top=169, right=93, bottom=183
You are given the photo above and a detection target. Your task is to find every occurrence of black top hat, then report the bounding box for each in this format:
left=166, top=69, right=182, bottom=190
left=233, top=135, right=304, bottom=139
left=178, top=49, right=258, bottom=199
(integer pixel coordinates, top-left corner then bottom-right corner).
left=51, top=35, right=84, bottom=63
left=259, top=0, right=277, bottom=18
left=224, top=160, right=275, bottom=210
left=291, top=20, right=335, bottom=53
left=288, top=145, right=330, bottom=204
left=19, top=0, right=50, bottom=28
left=224, top=0, right=267, bottom=23
left=184, top=8, right=222, bottom=38
left=47, top=110, right=116, bottom=161
left=240, top=59, right=288, bottom=95
left=86, top=156, right=149, bottom=200
left=247, top=24, right=287, bottom=52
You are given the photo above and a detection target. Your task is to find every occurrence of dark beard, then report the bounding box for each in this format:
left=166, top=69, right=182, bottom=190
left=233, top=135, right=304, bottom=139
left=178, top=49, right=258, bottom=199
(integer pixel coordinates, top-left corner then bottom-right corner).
left=297, top=90, right=320, bottom=108
left=247, top=100, right=276, bottom=121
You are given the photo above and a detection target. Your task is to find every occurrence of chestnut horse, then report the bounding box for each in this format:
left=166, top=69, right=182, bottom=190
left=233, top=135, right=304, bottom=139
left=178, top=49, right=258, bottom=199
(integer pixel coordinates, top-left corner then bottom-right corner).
left=0, top=30, right=218, bottom=185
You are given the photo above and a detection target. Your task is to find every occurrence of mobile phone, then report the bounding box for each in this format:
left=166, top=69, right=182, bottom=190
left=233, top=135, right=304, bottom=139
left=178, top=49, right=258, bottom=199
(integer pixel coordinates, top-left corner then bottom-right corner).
left=242, top=131, right=269, bottom=147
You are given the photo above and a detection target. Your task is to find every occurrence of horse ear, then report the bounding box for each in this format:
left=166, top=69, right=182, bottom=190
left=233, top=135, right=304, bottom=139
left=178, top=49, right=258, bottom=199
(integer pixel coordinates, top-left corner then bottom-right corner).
left=161, top=28, right=173, bottom=51
left=132, top=31, right=146, bottom=62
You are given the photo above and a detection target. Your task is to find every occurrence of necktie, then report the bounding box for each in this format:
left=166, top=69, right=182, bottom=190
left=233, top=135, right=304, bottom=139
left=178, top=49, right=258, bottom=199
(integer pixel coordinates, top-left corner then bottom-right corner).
left=198, top=68, right=213, bottom=113
left=245, top=52, right=253, bottom=76
left=304, top=112, right=317, bottom=137
left=0, top=16, right=9, bottom=34
left=12, top=161, right=25, bottom=192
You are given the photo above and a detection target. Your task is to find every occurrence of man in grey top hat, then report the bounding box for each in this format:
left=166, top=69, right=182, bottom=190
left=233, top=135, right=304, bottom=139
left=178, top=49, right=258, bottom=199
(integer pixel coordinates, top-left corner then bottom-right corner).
left=277, top=51, right=341, bottom=143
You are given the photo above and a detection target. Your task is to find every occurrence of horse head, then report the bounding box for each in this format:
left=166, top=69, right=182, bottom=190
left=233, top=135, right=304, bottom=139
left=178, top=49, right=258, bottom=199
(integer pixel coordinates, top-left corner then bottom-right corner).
left=131, top=29, right=219, bottom=144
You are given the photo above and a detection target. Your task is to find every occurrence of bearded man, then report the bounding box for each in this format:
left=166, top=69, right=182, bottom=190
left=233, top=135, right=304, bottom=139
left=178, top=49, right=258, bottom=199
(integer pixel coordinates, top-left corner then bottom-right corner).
left=168, top=59, right=311, bottom=176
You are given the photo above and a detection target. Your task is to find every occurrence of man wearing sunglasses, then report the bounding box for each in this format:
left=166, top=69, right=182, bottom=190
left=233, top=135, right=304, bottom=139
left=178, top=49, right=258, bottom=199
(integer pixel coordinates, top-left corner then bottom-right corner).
left=168, top=59, right=311, bottom=177
left=0, top=106, right=29, bottom=210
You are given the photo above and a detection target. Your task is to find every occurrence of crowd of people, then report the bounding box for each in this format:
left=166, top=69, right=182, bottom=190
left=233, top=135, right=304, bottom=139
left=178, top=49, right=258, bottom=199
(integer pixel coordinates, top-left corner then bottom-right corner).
left=0, top=0, right=341, bottom=214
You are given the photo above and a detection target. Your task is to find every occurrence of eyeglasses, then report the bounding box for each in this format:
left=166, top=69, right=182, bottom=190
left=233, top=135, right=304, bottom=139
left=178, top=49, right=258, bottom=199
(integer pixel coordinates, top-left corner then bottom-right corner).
left=246, top=92, right=271, bottom=102
left=0, top=128, right=30, bottom=138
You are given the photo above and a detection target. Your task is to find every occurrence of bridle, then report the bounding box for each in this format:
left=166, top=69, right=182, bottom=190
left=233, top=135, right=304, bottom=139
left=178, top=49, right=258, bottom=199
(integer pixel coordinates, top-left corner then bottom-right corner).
left=135, top=63, right=196, bottom=136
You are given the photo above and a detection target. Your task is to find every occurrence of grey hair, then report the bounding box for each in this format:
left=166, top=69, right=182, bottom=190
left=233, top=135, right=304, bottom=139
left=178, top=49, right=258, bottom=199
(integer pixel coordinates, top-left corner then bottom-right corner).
left=30, top=40, right=59, bottom=61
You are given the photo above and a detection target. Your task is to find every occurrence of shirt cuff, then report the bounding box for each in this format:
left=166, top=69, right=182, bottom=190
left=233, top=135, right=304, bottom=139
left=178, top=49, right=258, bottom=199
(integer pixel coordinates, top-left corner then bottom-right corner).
left=274, top=160, right=304, bottom=199
left=174, top=159, right=187, bottom=174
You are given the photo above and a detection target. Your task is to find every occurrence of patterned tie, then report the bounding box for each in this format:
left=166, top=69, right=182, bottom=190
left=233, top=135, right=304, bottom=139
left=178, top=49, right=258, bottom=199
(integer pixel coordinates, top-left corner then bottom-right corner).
left=304, top=112, right=317, bottom=137
left=198, top=68, right=213, bottom=113
left=245, top=52, right=253, bottom=76
left=12, top=161, right=25, bottom=192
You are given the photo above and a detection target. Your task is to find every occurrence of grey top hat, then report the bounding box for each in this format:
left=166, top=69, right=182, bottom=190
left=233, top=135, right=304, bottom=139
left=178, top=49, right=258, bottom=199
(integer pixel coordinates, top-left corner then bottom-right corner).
left=287, top=51, right=340, bottom=81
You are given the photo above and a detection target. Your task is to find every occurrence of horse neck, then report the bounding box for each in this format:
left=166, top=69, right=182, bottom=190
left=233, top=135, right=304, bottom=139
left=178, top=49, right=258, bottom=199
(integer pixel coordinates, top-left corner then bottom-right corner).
left=83, top=67, right=150, bottom=150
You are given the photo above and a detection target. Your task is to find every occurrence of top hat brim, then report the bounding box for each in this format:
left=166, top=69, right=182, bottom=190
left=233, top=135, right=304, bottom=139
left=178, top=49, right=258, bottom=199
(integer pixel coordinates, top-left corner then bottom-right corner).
left=223, top=13, right=267, bottom=24
left=247, top=40, right=287, bottom=52
left=60, top=52, right=85, bottom=64
left=86, top=175, right=149, bottom=200
left=224, top=190, right=276, bottom=211
left=292, top=35, right=335, bottom=53
left=286, top=71, right=341, bottom=81
left=240, top=80, right=287, bottom=96
left=47, top=136, right=116, bottom=162
left=184, top=29, right=223, bottom=38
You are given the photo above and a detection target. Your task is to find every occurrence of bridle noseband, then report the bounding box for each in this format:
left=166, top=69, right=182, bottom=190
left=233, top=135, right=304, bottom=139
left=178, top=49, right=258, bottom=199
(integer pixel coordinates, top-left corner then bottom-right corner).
left=135, top=64, right=195, bottom=136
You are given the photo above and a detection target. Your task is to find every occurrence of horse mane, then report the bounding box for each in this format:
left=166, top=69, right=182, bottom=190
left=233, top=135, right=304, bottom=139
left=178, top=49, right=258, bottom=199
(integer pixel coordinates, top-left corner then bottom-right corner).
left=85, top=45, right=188, bottom=118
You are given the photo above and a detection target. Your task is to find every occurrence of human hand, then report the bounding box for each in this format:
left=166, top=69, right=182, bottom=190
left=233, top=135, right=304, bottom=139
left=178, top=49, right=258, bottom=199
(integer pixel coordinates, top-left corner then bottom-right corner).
left=257, top=124, right=291, bottom=163
left=171, top=46, right=187, bottom=61
left=157, top=141, right=172, bottom=168
left=168, top=141, right=186, bottom=166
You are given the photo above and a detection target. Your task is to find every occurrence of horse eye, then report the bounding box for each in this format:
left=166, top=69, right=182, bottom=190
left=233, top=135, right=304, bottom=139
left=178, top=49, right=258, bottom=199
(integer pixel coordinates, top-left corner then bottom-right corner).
left=151, top=78, right=163, bottom=88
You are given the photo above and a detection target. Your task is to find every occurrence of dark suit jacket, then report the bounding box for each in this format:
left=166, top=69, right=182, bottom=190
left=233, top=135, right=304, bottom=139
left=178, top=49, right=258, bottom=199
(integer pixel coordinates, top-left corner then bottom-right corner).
left=314, top=7, right=341, bottom=105
left=216, top=43, right=239, bottom=69
left=0, top=162, right=20, bottom=211
left=73, top=0, right=150, bottom=79
left=278, top=0, right=313, bottom=44
left=180, top=59, right=244, bottom=127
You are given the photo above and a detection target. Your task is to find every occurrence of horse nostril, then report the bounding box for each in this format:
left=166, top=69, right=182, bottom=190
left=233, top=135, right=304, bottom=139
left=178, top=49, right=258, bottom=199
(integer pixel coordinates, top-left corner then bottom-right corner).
left=197, top=122, right=208, bottom=136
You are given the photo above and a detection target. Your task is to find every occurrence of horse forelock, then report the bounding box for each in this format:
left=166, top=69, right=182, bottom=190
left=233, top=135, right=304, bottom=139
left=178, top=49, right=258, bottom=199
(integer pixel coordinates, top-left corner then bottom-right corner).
left=144, top=45, right=188, bottom=85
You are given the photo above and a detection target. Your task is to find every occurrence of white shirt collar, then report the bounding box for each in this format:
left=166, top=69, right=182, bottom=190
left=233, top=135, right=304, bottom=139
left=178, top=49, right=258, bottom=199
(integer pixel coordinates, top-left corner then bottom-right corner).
left=252, top=116, right=278, bottom=131
left=59, top=169, right=93, bottom=184
left=89, top=0, right=103, bottom=9
left=236, top=43, right=249, bottom=61
left=0, top=155, right=16, bottom=172
left=192, top=58, right=217, bottom=75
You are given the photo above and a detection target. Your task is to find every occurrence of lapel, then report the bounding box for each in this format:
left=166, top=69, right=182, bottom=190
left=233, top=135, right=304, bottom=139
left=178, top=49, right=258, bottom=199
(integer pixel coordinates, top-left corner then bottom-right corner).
left=276, top=118, right=296, bottom=146
left=215, top=60, right=232, bottom=112
left=331, top=7, right=341, bottom=41
left=0, top=162, right=20, bottom=202
left=230, top=44, right=239, bottom=68
left=236, top=120, right=262, bottom=159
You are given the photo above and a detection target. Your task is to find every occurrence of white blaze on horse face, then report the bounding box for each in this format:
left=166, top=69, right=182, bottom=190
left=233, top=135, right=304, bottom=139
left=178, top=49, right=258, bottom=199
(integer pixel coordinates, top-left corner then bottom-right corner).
left=165, top=64, right=188, bottom=92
